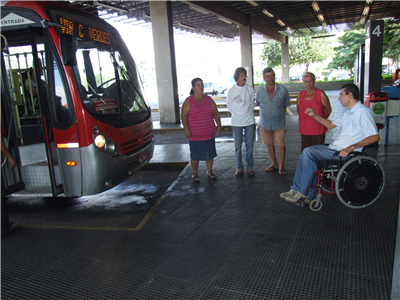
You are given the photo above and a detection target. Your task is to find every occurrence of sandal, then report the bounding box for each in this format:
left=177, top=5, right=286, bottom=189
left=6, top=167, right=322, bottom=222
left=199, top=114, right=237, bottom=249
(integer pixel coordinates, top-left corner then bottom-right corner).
left=192, top=175, right=200, bottom=182
left=207, top=173, right=217, bottom=180
left=265, top=165, right=278, bottom=172
left=279, top=169, right=287, bottom=175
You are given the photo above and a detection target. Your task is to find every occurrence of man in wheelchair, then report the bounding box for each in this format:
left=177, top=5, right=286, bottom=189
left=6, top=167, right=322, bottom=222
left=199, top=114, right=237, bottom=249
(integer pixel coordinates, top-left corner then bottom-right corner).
left=280, top=83, right=379, bottom=204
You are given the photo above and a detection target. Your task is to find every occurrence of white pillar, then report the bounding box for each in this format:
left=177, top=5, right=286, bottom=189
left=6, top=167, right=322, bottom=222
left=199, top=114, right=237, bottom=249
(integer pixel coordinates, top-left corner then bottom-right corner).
left=281, top=36, right=289, bottom=84
left=239, top=24, right=254, bottom=87
left=149, top=1, right=180, bottom=123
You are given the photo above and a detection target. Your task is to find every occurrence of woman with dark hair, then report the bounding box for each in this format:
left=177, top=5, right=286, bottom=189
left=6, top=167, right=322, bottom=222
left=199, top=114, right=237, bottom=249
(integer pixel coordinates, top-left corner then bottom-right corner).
left=297, top=72, right=332, bottom=152
left=181, top=78, right=222, bottom=182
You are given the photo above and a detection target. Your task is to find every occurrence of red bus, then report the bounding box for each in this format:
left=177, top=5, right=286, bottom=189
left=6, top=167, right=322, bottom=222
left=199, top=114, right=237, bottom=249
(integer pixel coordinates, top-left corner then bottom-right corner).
left=1, top=1, right=154, bottom=197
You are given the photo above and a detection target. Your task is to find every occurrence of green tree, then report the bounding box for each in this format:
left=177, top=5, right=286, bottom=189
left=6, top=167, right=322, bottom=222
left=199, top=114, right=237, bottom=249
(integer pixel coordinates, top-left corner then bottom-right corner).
left=328, top=29, right=365, bottom=72
left=383, top=19, right=400, bottom=69
left=260, top=36, right=331, bottom=73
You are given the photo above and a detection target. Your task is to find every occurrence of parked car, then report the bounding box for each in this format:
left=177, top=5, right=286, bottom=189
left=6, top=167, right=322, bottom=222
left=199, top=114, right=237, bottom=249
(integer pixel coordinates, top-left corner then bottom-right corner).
left=328, top=71, right=350, bottom=81
left=203, top=81, right=221, bottom=95
left=290, top=75, right=301, bottom=82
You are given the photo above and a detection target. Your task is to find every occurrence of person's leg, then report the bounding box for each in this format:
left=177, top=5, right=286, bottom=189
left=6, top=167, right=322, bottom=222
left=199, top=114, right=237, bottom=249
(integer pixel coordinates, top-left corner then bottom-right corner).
left=244, top=124, right=255, bottom=170
left=232, top=126, right=244, bottom=170
left=191, top=160, right=200, bottom=180
left=206, top=159, right=216, bottom=178
left=292, top=144, right=339, bottom=198
left=261, top=127, right=278, bottom=170
left=274, top=128, right=286, bottom=173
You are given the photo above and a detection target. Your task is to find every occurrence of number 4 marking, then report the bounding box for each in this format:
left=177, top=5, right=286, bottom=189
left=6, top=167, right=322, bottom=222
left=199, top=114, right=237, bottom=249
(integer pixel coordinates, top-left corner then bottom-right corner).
left=372, top=25, right=381, bottom=37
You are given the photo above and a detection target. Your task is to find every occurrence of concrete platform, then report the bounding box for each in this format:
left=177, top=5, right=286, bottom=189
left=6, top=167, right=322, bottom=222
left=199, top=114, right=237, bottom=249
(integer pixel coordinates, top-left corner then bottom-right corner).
left=2, top=91, right=399, bottom=299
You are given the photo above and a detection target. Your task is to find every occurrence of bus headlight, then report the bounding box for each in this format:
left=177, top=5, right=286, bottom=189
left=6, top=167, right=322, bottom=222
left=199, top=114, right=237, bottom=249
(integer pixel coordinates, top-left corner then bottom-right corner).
left=94, top=135, right=106, bottom=148
left=105, top=140, right=116, bottom=154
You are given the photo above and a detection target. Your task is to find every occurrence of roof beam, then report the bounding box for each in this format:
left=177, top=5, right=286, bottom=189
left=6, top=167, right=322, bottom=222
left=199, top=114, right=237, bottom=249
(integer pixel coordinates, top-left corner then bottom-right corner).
left=183, top=1, right=286, bottom=43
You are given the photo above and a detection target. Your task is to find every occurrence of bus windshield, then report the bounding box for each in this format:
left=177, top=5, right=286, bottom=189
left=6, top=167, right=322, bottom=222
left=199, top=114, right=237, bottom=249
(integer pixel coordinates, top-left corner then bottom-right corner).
left=48, top=7, right=149, bottom=118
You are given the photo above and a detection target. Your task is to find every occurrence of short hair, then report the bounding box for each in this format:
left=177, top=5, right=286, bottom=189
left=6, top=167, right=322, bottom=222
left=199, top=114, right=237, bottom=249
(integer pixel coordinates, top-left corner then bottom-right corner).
left=234, top=67, right=247, bottom=82
left=262, top=67, right=275, bottom=76
left=190, top=77, right=203, bottom=95
left=341, top=83, right=359, bottom=100
left=302, top=72, right=315, bottom=82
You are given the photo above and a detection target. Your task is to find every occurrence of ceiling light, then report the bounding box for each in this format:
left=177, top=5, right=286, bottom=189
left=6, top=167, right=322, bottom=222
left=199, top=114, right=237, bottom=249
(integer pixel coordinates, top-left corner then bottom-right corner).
left=363, top=6, right=370, bottom=15
left=246, top=1, right=259, bottom=7
left=276, top=19, right=285, bottom=26
left=366, top=0, right=373, bottom=4
left=178, top=22, right=196, bottom=30
left=95, top=3, right=128, bottom=13
left=286, top=26, right=292, bottom=31
left=222, top=35, right=234, bottom=39
left=318, top=14, right=324, bottom=22
left=262, top=9, right=274, bottom=18
left=312, top=1, right=320, bottom=12
left=218, top=17, right=232, bottom=24
left=202, top=29, right=216, bottom=36
left=360, top=16, right=366, bottom=24
left=189, top=5, right=209, bottom=15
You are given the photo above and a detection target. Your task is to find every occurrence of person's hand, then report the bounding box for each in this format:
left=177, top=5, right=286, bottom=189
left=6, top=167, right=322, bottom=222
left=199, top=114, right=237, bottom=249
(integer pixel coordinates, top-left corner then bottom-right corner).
left=8, top=156, right=16, bottom=168
left=184, top=128, right=191, bottom=138
left=338, top=147, right=352, bottom=157
left=304, top=107, right=315, bottom=117
left=216, top=125, right=222, bottom=136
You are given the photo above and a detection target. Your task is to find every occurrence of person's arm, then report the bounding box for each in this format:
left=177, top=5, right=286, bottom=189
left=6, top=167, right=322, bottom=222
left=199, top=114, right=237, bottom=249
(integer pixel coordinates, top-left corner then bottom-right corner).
left=296, top=94, right=300, bottom=114
left=321, top=90, right=332, bottom=118
left=226, top=88, right=232, bottom=112
left=304, top=107, right=336, bottom=130
left=181, top=99, right=191, bottom=138
left=1, top=139, right=16, bottom=168
left=338, top=134, right=380, bottom=157
left=212, top=100, right=222, bottom=135
left=283, top=88, right=290, bottom=109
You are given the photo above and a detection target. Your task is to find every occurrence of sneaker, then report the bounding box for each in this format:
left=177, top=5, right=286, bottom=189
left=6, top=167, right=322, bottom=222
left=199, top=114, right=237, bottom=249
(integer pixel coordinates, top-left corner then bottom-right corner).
left=247, top=169, right=255, bottom=176
left=285, top=192, right=306, bottom=203
left=235, top=169, right=243, bottom=176
left=280, top=189, right=297, bottom=200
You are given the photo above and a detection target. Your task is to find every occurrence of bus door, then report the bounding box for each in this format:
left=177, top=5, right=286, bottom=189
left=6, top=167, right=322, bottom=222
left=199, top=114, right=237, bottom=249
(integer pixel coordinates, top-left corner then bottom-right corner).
left=28, top=27, right=63, bottom=196
left=1, top=43, right=24, bottom=197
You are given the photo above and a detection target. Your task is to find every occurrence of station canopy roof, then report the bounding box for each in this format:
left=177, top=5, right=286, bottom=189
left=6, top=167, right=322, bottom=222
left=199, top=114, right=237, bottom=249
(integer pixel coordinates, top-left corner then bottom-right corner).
left=66, top=1, right=400, bottom=41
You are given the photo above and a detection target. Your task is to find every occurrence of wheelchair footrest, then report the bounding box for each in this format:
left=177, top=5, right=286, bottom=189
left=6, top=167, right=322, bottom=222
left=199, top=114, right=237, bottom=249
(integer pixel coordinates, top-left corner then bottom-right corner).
left=295, top=198, right=308, bottom=208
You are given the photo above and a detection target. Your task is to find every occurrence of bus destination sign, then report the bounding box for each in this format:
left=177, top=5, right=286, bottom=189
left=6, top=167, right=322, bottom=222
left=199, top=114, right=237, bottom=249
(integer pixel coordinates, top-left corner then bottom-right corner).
left=58, top=17, right=111, bottom=45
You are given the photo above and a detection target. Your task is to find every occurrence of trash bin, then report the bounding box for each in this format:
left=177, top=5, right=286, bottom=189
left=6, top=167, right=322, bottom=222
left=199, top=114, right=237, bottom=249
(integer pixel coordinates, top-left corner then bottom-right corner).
left=365, top=91, right=389, bottom=129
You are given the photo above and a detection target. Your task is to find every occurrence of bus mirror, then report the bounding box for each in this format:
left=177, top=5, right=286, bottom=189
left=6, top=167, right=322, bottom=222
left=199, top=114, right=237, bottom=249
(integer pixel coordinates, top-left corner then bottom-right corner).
left=59, top=34, right=76, bottom=66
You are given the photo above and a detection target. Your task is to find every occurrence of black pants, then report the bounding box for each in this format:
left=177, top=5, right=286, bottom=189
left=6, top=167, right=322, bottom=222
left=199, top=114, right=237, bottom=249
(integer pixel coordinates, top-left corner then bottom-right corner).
left=1, top=183, right=11, bottom=236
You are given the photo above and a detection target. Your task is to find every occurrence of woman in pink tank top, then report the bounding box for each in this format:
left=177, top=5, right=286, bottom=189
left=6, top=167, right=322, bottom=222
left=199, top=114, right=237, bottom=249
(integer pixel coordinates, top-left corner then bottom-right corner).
left=181, top=78, right=222, bottom=182
left=297, top=72, right=332, bottom=152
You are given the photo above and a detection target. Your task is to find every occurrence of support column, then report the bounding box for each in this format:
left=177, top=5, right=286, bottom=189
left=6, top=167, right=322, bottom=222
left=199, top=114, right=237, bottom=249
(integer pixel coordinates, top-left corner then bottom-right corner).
left=281, top=36, right=289, bottom=84
left=239, top=24, right=253, bottom=87
left=364, top=20, right=384, bottom=98
left=149, top=1, right=180, bottom=123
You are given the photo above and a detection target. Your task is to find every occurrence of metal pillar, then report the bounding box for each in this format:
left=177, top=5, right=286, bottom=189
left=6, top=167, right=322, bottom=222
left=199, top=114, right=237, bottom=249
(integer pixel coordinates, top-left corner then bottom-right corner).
left=149, top=1, right=180, bottom=123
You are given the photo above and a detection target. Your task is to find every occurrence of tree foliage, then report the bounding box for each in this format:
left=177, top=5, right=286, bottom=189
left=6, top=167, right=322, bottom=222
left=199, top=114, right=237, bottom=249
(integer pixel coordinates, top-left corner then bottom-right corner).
left=260, top=36, right=331, bottom=72
left=329, top=20, right=400, bottom=72
left=383, top=19, right=400, bottom=68
left=328, top=29, right=365, bottom=72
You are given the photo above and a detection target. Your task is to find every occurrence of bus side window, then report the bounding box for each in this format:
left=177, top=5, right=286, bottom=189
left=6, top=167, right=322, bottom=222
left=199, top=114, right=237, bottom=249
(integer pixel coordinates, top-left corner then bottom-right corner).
left=52, top=59, right=71, bottom=125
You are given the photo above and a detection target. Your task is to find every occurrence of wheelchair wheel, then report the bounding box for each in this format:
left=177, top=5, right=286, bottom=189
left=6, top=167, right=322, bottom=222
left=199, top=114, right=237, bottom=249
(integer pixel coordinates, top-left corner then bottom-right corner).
left=335, top=156, right=385, bottom=209
left=310, top=199, right=323, bottom=212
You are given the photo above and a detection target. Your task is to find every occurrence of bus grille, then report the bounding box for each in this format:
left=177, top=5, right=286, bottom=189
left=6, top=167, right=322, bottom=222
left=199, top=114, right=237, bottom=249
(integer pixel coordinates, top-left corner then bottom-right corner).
left=121, top=131, right=153, bottom=153
left=104, top=126, right=123, bottom=140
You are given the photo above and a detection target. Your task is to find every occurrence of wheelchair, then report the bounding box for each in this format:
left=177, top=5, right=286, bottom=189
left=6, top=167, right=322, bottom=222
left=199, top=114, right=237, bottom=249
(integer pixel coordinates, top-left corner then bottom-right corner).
left=296, top=151, right=385, bottom=212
